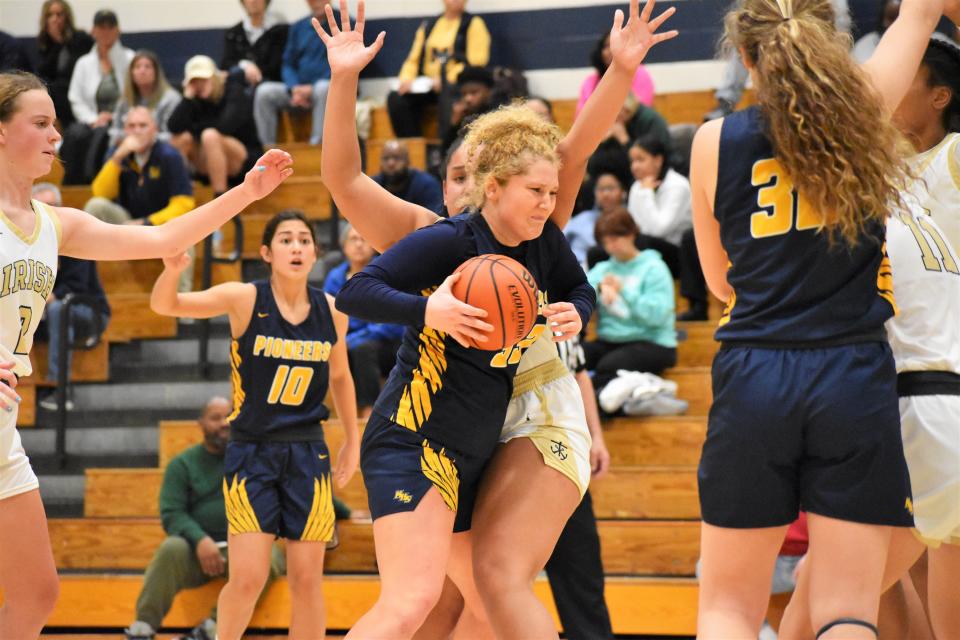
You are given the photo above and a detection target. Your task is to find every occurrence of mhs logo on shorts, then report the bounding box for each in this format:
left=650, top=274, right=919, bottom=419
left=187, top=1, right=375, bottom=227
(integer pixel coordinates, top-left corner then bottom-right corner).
left=550, top=440, right=568, bottom=461
left=394, top=490, right=413, bottom=504
left=905, top=497, right=914, bottom=515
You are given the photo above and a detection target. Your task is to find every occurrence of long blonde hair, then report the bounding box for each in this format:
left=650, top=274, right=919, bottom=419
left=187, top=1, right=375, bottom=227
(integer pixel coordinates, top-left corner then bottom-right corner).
left=462, top=103, right=562, bottom=209
left=124, top=50, right=173, bottom=109
left=725, top=0, right=911, bottom=244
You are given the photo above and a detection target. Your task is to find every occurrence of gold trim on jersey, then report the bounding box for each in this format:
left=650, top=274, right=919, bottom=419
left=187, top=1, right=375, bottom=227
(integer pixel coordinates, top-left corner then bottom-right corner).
left=33, top=200, right=62, bottom=246
left=392, top=325, right=447, bottom=431
left=301, top=475, right=336, bottom=542
left=877, top=241, right=898, bottom=314
left=0, top=204, right=43, bottom=246
left=511, top=357, right=569, bottom=398
left=227, top=340, right=245, bottom=423
left=947, top=136, right=960, bottom=191
left=420, top=440, right=459, bottom=513
left=224, top=474, right=262, bottom=535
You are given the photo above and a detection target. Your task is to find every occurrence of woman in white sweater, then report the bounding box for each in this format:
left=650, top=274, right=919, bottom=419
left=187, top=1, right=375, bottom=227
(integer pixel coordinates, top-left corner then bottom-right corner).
left=626, top=132, right=708, bottom=320
left=61, top=9, right=133, bottom=184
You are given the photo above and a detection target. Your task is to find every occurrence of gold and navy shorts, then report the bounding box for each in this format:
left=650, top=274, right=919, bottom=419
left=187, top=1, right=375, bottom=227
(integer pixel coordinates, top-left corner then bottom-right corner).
left=224, top=439, right=336, bottom=542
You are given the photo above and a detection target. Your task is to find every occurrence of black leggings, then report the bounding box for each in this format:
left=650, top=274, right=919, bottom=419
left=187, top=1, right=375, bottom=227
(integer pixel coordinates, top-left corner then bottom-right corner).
left=584, top=339, right=677, bottom=390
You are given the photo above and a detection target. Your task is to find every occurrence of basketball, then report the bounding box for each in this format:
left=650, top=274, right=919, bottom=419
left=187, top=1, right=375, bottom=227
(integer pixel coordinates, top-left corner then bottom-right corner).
left=451, top=254, right=540, bottom=350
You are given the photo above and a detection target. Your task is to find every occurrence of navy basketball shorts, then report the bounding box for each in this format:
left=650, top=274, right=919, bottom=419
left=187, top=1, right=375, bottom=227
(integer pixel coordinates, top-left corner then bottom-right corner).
left=224, top=439, right=336, bottom=542
left=698, top=342, right=914, bottom=528
left=361, top=413, right=491, bottom=533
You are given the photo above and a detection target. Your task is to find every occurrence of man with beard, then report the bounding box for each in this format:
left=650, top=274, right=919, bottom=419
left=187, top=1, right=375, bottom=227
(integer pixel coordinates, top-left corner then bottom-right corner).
left=371, top=140, right=443, bottom=214
left=124, top=397, right=285, bottom=640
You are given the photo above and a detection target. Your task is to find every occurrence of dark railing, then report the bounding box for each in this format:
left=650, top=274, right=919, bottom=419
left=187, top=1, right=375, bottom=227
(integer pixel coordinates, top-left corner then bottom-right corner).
left=198, top=218, right=244, bottom=379
left=54, top=293, right=107, bottom=469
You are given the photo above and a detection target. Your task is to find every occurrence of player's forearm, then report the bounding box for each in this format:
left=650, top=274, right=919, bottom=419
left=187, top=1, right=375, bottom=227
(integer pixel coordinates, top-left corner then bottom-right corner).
left=150, top=188, right=254, bottom=257
left=329, top=373, right=359, bottom=444
left=322, top=74, right=363, bottom=191
left=575, top=370, right=603, bottom=440
left=150, top=269, right=183, bottom=317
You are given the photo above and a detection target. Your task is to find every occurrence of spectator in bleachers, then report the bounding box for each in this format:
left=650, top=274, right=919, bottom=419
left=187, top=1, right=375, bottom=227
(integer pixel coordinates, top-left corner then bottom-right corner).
left=576, top=31, right=654, bottom=117
left=108, top=50, right=181, bottom=149
left=703, top=0, right=851, bottom=120
left=852, top=0, right=901, bottom=62
left=0, top=31, right=32, bottom=73
left=443, top=64, right=496, bottom=149
left=35, top=0, right=93, bottom=128
left=565, top=172, right=629, bottom=269
left=585, top=209, right=676, bottom=392
left=110, top=49, right=183, bottom=147
left=605, top=94, right=671, bottom=151
left=222, top=0, right=289, bottom=89
left=253, top=0, right=336, bottom=146
left=31, top=183, right=111, bottom=412
left=123, top=397, right=286, bottom=640
left=625, top=133, right=707, bottom=319
left=371, top=140, right=443, bottom=213
left=324, top=225, right=404, bottom=419
left=625, top=133, right=690, bottom=271
left=85, top=106, right=196, bottom=291
left=168, top=55, right=261, bottom=197
left=387, top=0, right=491, bottom=140
left=60, top=9, right=134, bottom=185
left=524, top=95, right=553, bottom=123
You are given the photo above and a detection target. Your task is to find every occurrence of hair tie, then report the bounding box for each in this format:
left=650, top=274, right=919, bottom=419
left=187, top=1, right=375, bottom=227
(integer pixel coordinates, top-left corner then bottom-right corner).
left=774, top=0, right=793, bottom=19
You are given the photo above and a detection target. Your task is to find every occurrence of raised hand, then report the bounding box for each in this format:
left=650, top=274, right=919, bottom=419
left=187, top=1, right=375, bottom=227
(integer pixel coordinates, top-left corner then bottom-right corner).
left=162, top=251, right=192, bottom=273
left=311, top=0, right=386, bottom=77
left=609, top=0, right=679, bottom=73
left=240, top=148, right=294, bottom=200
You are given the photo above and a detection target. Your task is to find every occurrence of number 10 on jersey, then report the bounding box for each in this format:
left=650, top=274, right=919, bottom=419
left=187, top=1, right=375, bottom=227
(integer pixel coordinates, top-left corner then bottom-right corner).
left=267, top=365, right=314, bottom=406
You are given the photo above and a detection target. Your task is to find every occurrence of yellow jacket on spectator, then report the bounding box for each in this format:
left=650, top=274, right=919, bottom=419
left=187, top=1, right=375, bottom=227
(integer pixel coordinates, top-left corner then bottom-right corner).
left=91, top=140, right=196, bottom=226
left=398, top=14, right=491, bottom=85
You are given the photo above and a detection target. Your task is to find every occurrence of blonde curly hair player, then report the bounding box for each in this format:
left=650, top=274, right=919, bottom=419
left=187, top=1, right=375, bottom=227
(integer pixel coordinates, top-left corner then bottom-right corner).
left=689, top=0, right=960, bottom=638
left=314, top=1, right=677, bottom=638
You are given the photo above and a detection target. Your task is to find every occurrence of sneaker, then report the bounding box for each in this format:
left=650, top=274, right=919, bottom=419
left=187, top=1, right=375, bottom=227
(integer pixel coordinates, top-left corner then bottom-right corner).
left=623, top=391, right=689, bottom=416
left=598, top=370, right=676, bottom=413
left=177, top=618, right=216, bottom=640
left=124, top=621, right=156, bottom=640
left=38, top=393, right=74, bottom=412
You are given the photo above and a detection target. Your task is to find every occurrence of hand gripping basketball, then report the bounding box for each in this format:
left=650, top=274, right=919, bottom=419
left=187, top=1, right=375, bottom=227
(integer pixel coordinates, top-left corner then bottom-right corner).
left=449, top=255, right=540, bottom=351
left=425, top=273, right=495, bottom=349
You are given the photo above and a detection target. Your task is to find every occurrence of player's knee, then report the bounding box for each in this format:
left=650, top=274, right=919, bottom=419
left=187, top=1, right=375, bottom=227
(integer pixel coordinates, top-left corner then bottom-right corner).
left=200, top=128, right=222, bottom=146
left=225, top=567, right=270, bottom=599
left=286, top=567, right=323, bottom=597
left=380, top=586, right=443, bottom=633
left=6, top=567, right=60, bottom=617
left=473, top=549, right=533, bottom=596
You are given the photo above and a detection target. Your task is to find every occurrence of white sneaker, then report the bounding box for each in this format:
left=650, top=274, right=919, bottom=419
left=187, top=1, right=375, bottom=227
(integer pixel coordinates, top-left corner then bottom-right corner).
left=39, top=395, right=74, bottom=411
left=623, top=391, right=688, bottom=416
left=599, top=370, right=652, bottom=413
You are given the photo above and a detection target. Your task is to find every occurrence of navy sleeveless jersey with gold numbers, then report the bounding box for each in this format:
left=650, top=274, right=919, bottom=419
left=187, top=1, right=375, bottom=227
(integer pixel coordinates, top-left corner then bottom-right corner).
left=228, top=280, right=337, bottom=442
left=336, top=213, right=594, bottom=459
left=713, top=107, right=895, bottom=344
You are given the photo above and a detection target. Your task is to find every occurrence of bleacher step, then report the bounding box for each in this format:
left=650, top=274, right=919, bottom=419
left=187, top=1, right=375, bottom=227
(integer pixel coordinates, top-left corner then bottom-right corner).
left=71, top=380, right=231, bottom=412
left=20, top=425, right=158, bottom=457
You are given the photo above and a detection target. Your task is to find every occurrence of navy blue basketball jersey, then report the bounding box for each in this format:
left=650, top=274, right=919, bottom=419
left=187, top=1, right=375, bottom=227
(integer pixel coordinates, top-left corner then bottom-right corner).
left=340, top=213, right=593, bottom=459
left=228, top=280, right=338, bottom=442
left=713, top=107, right=895, bottom=344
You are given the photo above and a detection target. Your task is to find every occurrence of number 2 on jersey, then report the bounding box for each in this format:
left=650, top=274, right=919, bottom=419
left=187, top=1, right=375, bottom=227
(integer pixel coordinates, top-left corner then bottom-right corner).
left=750, top=159, right=820, bottom=238
left=267, top=365, right=314, bottom=406
left=14, top=306, right=32, bottom=355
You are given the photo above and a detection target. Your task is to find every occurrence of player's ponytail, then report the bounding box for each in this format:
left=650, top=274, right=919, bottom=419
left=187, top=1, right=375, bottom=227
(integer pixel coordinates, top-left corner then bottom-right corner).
left=0, top=71, right=46, bottom=123
left=724, top=0, right=911, bottom=245
left=922, top=38, right=960, bottom=133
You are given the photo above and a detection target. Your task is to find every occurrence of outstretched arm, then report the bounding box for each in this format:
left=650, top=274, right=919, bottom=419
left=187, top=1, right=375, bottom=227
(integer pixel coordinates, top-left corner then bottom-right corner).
left=553, top=0, right=678, bottom=228
left=316, top=0, right=440, bottom=254
left=862, top=0, right=956, bottom=113
left=326, top=294, right=359, bottom=488
left=58, top=149, right=293, bottom=260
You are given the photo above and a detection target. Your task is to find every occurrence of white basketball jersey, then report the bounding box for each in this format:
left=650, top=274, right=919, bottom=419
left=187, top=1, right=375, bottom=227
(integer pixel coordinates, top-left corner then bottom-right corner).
left=911, top=132, right=960, bottom=254
left=885, top=207, right=960, bottom=374
left=0, top=201, right=60, bottom=378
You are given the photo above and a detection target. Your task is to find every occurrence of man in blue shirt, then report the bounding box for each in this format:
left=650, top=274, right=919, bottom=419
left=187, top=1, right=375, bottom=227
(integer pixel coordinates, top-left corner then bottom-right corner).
left=371, top=140, right=443, bottom=214
left=253, top=0, right=336, bottom=145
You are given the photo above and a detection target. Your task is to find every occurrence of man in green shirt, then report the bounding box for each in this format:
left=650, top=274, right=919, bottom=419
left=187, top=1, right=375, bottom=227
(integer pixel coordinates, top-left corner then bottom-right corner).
left=124, top=397, right=284, bottom=640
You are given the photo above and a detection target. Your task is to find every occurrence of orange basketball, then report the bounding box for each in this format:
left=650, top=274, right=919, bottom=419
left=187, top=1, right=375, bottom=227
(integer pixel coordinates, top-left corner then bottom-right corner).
left=451, top=254, right=540, bottom=351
